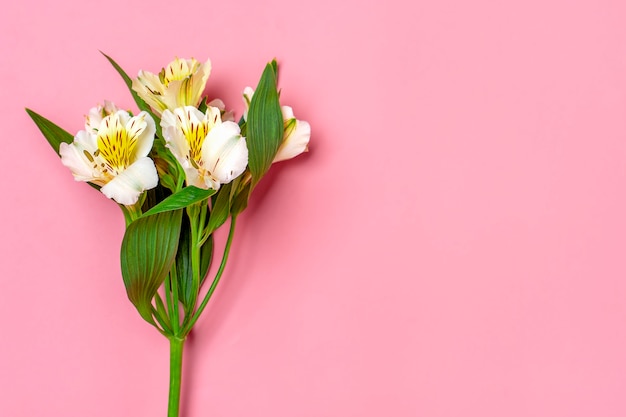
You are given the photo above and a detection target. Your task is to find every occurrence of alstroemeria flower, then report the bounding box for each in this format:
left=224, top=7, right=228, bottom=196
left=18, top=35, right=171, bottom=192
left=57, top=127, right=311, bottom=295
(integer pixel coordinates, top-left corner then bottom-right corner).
left=59, top=109, right=159, bottom=205
left=132, top=57, right=211, bottom=116
left=161, top=106, right=248, bottom=190
left=242, top=87, right=310, bottom=162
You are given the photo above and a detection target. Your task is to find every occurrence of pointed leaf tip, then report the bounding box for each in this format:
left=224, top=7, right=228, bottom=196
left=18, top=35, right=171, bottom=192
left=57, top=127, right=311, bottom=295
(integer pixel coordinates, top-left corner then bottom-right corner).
left=26, top=108, right=74, bottom=155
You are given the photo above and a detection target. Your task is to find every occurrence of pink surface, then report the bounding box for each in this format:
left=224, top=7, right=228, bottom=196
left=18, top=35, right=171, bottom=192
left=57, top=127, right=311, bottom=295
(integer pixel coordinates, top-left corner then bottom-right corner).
left=2, top=0, right=626, bottom=416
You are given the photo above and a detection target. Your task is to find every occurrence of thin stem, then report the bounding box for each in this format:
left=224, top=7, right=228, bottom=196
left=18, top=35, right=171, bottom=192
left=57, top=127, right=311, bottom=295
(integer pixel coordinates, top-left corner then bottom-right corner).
left=152, top=296, right=173, bottom=336
left=185, top=204, right=202, bottom=319
left=164, top=274, right=173, bottom=321
left=182, top=216, right=237, bottom=335
left=167, top=268, right=181, bottom=335
left=167, top=337, right=185, bottom=417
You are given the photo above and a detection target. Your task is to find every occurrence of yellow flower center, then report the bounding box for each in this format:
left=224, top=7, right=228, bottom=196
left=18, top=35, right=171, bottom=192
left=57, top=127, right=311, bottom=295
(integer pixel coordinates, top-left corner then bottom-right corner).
left=176, top=108, right=209, bottom=169
left=97, top=115, right=140, bottom=174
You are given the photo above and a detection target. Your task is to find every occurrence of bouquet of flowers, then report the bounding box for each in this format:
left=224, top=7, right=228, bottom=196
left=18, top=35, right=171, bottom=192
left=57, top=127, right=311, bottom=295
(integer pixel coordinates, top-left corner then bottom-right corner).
left=26, top=54, right=310, bottom=416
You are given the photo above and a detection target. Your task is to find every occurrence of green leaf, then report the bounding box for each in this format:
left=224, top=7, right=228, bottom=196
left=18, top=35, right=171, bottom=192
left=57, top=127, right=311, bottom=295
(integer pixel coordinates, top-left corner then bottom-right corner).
left=247, top=60, right=283, bottom=185
left=143, top=186, right=216, bottom=217
left=26, top=108, right=102, bottom=193
left=101, top=52, right=163, bottom=137
left=120, top=210, right=183, bottom=325
left=25, top=108, right=74, bottom=155
left=206, top=182, right=232, bottom=234
left=101, top=52, right=147, bottom=111
left=198, top=97, right=208, bottom=113
left=175, top=214, right=214, bottom=309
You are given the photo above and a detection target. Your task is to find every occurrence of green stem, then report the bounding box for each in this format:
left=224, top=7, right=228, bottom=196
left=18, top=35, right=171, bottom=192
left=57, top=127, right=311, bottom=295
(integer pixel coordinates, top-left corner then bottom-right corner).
left=167, top=268, right=180, bottom=335
left=185, top=204, right=203, bottom=319
left=168, top=337, right=185, bottom=417
left=182, top=216, right=237, bottom=334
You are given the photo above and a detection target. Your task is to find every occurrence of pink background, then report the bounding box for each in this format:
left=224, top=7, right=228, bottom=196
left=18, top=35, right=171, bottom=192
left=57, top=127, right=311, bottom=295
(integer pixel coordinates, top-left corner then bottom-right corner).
left=2, top=0, right=626, bottom=416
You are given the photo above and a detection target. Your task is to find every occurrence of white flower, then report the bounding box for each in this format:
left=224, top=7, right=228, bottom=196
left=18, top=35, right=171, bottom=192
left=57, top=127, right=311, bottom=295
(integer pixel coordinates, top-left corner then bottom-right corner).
left=59, top=109, right=159, bottom=205
left=161, top=106, right=248, bottom=190
left=274, top=106, right=311, bottom=162
left=132, top=57, right=211, bottom=116
left=242, top=87, right=310, bottom=163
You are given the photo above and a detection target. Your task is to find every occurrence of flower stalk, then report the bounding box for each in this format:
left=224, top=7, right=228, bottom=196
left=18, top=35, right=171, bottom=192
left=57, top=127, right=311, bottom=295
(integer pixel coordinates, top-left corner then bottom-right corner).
left=168, top=337, right=185, bottom=417
left=183, top=216, right=237, bottom=334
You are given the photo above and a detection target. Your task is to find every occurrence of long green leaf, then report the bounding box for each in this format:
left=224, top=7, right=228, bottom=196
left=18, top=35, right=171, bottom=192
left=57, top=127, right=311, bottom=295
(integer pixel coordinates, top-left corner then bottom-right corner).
left=143, top=186, right=215, bottom=217
left=247, top=60, right=283, bottom=185
left=120, top=210, right=183, bottom=325
left=25, top=108, right=74, bottom=155
left=101, top=52, right=149, bottom=112
left=101, top=52, right=163, bottom=137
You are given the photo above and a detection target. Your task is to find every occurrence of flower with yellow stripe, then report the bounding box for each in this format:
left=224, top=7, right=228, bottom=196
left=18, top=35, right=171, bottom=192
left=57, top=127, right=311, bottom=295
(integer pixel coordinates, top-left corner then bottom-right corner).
left=59, top=105, right=159, bottom=205
left=161, top=106, right=248, bottom=190
left=132, top=57, right=211, bottom=116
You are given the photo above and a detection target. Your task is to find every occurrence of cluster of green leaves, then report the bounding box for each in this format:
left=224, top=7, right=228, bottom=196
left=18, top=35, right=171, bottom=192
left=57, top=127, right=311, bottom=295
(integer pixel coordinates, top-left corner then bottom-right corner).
left=26, top=54, right=285, bottom=338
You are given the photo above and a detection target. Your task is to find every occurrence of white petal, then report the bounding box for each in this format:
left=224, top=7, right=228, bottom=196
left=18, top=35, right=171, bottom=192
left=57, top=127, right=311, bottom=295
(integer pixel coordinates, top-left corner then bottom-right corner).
left=73, top=129, right=98, bottom=152
left=160, top=109, right=190, bottom=162
left=206, top=98, right=235, bottom=122
left=85, top=106, right=104, bottom=134
left=274, top=119, right=311, bottom=163
left=207, top=98, right=225, bottom=111
left=203, top=105, right=222, bottom=127
left=187, top=106, right=210, bottom=124
left=281, top=105, right=295, bottom=120
left=183, top=166, right=206, bottom=189
left=60, top=130, right=101, bottom=181
left=242, top=86, right=254, bottom=121
left=202, top=121, right=248, bottom=184
left=160, top=108, right=177, bottom=130
left=188, top=58, right=211, bottom=107
left=132, top=72, right=167, bottom=115
left=100, top=157, right=159, bottom=205
left=85, top=101, right=120, bottom=133
left=113, top=110, right=131, bottom=126
left=160, top=80, right=185, bottom=110
left=60, top=140, right=98, bottom=182
left=135, top=71, right=164, bottom=94
left=128, top=111, right=156, bottom=158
